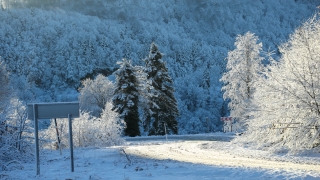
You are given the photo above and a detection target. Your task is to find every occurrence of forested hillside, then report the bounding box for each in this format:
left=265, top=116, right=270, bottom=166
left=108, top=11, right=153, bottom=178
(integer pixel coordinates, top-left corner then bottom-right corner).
left=0, top=0, right=318, bottom=133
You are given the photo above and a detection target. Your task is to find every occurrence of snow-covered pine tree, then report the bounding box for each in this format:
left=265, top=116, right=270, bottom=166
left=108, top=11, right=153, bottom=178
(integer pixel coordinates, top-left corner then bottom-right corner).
left=220, top=31, right=263, bottom=129
left=112, top=58, right=140, bottom=137
left=143, top=42, right=179, bottom=135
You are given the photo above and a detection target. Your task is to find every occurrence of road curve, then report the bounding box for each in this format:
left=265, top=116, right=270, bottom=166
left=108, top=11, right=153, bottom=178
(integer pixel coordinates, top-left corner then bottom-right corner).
left=124, top=141, right=320, bottom=174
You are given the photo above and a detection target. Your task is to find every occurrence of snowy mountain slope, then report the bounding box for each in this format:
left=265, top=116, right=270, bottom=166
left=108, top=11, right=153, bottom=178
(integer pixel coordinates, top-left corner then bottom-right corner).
left=0, top=0, right=318, bottom=133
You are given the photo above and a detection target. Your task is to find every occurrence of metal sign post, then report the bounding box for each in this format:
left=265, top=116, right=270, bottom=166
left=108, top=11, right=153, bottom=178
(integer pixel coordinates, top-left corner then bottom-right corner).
left=28, top=102, right=79, bottom=175
left=54, top=118, right=62, bottom=155
left=68, top=114, right=74, bottom=172
left=164, top=122, right=168, bottom=142
left=33, top=104, right=40, bottom=175
left=221, top=117, right=233, bottom=133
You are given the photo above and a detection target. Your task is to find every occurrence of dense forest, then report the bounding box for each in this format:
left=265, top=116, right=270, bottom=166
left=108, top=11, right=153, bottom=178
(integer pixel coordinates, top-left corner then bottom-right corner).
left=0, top=0, right=318, bottom=134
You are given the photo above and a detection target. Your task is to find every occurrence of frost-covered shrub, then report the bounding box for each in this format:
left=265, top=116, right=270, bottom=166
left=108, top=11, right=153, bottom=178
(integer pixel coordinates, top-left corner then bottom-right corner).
left=79, top=74, right=115, bottom=117
left=0, top=98, right=34, bottom=168
left=0, top=61, right=34, bottom=166
left=43, top=102, right=125, bottom=148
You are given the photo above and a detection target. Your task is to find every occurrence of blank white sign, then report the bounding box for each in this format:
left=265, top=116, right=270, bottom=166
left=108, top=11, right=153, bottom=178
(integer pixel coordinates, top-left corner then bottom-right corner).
left=27, top=102, right=80, bottom=119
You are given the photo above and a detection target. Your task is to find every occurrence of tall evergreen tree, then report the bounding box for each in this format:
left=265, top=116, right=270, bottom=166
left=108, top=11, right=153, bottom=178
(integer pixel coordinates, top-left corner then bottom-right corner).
left=112, top=59, right=140, bottom=137
left=143, top=43, right=179, bottom=135
left=220, top=32, right=263, bottom=129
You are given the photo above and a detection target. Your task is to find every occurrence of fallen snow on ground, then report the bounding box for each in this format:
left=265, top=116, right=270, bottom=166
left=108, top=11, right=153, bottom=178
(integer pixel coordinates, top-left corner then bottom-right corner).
left=2, top=133, right=320, bottom=180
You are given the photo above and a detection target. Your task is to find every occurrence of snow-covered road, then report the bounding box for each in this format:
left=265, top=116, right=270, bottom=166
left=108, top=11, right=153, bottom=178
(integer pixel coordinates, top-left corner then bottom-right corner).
left=4, top=134, right=320, bottom=179
left=125, top=141, right=320, bottom=175
left=124, top=133, right=234, bottom=142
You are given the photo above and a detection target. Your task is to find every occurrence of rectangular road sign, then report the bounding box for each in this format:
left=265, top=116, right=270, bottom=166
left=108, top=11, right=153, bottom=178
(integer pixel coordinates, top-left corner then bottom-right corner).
left=28, top=102, right=79, bottom=175
left=27, top=102, right=80, bottom=119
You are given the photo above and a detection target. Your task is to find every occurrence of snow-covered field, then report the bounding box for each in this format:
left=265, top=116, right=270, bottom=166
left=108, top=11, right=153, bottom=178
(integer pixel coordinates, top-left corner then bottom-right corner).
left=2, top=133, right=320, bottom=180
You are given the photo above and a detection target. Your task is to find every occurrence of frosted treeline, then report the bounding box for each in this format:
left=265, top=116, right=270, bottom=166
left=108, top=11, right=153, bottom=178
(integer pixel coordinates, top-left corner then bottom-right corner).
left=0, top=0, right=318, bottom=134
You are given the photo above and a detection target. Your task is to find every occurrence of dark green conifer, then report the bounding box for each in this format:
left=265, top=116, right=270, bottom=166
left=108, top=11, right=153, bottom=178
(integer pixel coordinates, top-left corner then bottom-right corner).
left=112, top=59, right=140, bottom=137
left=143, top=43, right=179, bottom=135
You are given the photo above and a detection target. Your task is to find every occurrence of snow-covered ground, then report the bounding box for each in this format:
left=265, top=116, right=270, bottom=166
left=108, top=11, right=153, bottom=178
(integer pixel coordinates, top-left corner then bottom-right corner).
left=2, top=133, right=320, bottom=180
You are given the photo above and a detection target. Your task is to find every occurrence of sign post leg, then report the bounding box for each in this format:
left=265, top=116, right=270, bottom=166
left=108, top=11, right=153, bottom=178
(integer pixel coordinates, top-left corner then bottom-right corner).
left=54, top=118, right=62, bottom=155
left=68, top=114, right=74, bottom=172
left=33, top=104, right=40, bottom=175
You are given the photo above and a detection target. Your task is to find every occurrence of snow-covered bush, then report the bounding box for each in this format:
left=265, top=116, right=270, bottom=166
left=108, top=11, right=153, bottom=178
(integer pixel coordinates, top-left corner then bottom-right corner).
left=0, top=98, right=34, bottom=168
left=235, top=15, right=320, bottom=153
left=79, top=74, right=115, bottom=117
left=0, top=61, right=33, bottom=167
left=43, top=102, right=125, bottom=148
